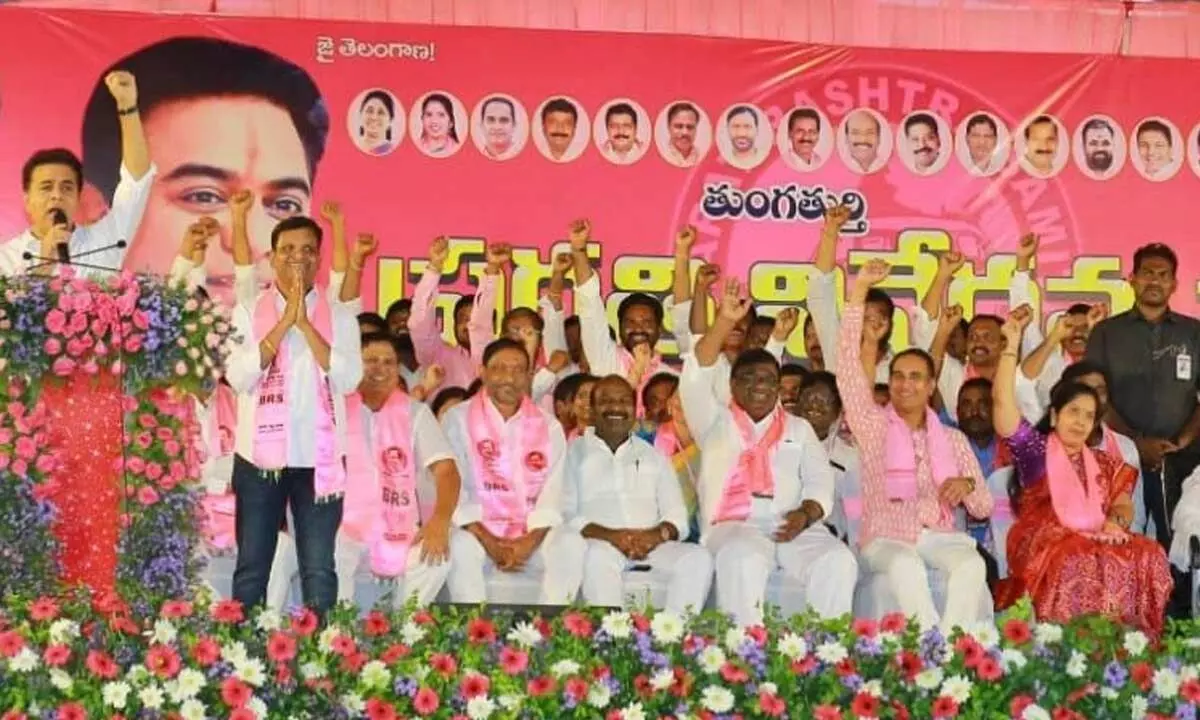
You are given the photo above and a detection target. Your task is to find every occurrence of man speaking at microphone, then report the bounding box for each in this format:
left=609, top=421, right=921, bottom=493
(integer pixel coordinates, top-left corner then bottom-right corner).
left=0, top=70, right=154, bottom=277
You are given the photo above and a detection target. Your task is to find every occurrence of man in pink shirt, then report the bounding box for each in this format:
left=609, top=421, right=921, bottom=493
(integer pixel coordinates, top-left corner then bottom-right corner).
left=835, top=259, right=994, bottom=633
left=408, top=237, right=500, bottom=390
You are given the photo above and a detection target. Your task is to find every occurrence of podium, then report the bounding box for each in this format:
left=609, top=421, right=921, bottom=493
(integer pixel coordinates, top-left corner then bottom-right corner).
left=0, top=269, right=235, bottom=602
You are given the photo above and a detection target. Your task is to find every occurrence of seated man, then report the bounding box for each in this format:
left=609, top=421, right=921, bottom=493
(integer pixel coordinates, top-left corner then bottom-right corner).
left=267, top=333, right=459, bottom=609
left=564, top=375, right=713, bottom=613
left=836, top=260, right=994, bottom=633
left=680, top=278, right=857, bottom=627
left=442, top=338, right=585, bottom=604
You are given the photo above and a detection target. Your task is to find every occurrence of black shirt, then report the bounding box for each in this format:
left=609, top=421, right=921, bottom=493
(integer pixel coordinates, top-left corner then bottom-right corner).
left=1085, top=307, right=1200, bottom=440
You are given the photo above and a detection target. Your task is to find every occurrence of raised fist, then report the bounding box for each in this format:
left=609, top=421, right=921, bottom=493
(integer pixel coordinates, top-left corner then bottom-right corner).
left=105, top=70, right=138, bottom=108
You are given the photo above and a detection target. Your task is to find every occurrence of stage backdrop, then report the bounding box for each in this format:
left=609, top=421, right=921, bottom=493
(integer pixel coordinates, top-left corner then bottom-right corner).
left=2, top=7, right=1199, bottom=358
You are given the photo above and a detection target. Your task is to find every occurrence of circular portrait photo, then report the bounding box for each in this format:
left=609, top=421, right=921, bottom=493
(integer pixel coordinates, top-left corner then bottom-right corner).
left=471, top=93, right=530, bottom=162
left=348, top=88, right=404, bottom=156
left=715, top=103, right=773, bottom=171
left=1131, top=116, right=1183, bottom=182
left=1072, top=115, right=1126, bottom=181
left=837, top=107, right=893, bottom=175
left=409, top=91, right=468, bottom=159
left=593, top=98, right=652, bottom=165
left=654, top=100, right=713, bottom=168
left=897, top=110, right=953, bottom=176
left=1187, top=123, right=1200, bottom=179
left=955, top=111, right=1011, bottom=177
left=532, top=96, right=591, bottom=163
left=1015, top=114, right=1069, bottom=179
left=777, top=106, right=833, bottom=173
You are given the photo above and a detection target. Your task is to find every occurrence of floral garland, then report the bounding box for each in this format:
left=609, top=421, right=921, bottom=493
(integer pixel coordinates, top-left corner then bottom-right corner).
left=0, top=270, right=235, bottom=606
left=0, top=595, right=1196, bottom=719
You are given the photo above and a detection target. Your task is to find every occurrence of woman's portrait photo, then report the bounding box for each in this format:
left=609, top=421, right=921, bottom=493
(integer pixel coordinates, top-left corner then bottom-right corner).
left=410, top=91, right=468, bottom=158
left=349, top=88, right=403, bottom=156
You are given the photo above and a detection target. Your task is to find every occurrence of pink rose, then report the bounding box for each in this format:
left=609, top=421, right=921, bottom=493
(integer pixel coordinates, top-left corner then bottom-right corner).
left=35, top=454, right=57, bottom=474
left=67, top=311, right=88, bottom=336
left=81, top=359, right=99, bottom=375
left=8, top=402, right=25, bottom=418
left=131, top=310, right=149, bottom=330
left=43, top=338, right=61, bottom=356
left=93, top=342, right=108, bottom=357
left=144, top=462, right=163, bottom=481
left=44, top=309, right=66, bottom=335
left=90, top=319, right=107, bottom=336
left=51, top=357, right=76, bottom=377
left=72, top=291, right=93, bottom=312
left=169, top=460, right=187, bottom=480
left=156, top=427, right=175, bottom=442
left=137, top=486, right=159, bottom=506
left=0, top=454, right=9, bottom=471
left=65, top=338, right=86, bottom=358
left=126, top=456, right=146, bottom=474
left=10, top=459, right=27, bottom=478
left=110, top=360, right=124, bottom=376
left=163, top=441, right=181, bottom=458
left=0, top=429, right=12, bottom=444
left=123, top=335, right=143, bottom=353
left=138, top=414, right=158, bottom=429
left=135, top=432, right=153, bottom=450
left=14, top=437, right=36, bottom=460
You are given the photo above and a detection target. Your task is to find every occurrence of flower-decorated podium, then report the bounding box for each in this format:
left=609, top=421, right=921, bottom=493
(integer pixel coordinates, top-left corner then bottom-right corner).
left=0, top=270, right=234, bottom=607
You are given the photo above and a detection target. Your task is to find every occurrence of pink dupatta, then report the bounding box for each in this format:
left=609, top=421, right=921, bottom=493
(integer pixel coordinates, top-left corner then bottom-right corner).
left=251, top=287, right=344, bottom=501
left=466, top=392, right=552, bottom=538
left=1045, top=433, right=1106, bottom=532
left=712, top=405, right=787, bottom=524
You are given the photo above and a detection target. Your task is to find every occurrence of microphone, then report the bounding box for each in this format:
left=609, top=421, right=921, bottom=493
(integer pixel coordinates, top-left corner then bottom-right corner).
left=49, top=209, right=70, bottom=264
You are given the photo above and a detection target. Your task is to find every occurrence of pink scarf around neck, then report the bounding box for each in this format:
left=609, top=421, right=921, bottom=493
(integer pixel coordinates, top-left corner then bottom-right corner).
left=712, top=404, right=787, bottom=524
left=252, top=286, right=343, bottom=501
left=883, top=405, right=957, bottom=501
left=467, top=391, right=552, bottom=538
left=1046, top=432, right=1106, bottom=532
left=617, top=345, right=665, bottom=415
left=344, top=390, right=420, bottom=577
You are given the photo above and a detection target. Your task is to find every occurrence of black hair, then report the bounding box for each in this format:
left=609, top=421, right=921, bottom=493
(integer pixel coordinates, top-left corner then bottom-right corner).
left=419, top=93, right=459, bottom=144
left=865, top=287, right=896, bottom=350
left=357, top=312, right=388, bottom=332
left=751, top=315, right=776, bottom=332
left=480, top=96, right=515, bottom=121
left=1059, top=359, right=1110, bottom=388
left=481, top=337, right=529, bottom=369
left=889, top=348, right=937, bottom=379
left=1132, top=243, right=1178, bottom=276
left=731, top=348, right=780, bottom=379
left=81, top=37, right=329, bottom=203
left=1064, top=302, right=1092, bottom=316
left=959, top=377, right=993, bottom=397
left=966, top=113, right=997, bottom=136
left=798, top=370, right=842, bottom=410
left=904, top=112, right=939, bottom=137
left=386, top=298, right=412, bottom=318
left=1082, top=117, right=1114, bottom=137
left=1136, top=119, right=1173, bottom=145
left=453, top=295, right=476, bottom=319
left=617, top=292, right=664, bottom=326
left=666, top=102, right=699, bottom=124
left=605, top=102, right=638, bottom=127
left=465, top=378, right=483, bottom=397
left=726, top=105, right=758, bottom=126
left=592, top=374, right=635, bottom=405
left=1024, top=115, right=1057, bottom=140
left=541, top=98, right=579, bottom=124
left=270, top=216, right=322, bottom=251
left=787, top=107, right=821, bottom=133
left=360, top=331, right=404, bottom=360
left=780, top=363, right=809, bottom=380
left=21, top=148, right=83, bottom=192
left=641, top=372, right=679, bottom=410
left=503, top=306, right=545, bottom=334
left=968, top=313, right=1004, bottom=332
left=431, top=386, right=469, bottom=417
left=1010, top=381, right=1102, bottom=511
left=553, top=372, right=589, bottom=406
left=361, top=90, right=395, bottom=118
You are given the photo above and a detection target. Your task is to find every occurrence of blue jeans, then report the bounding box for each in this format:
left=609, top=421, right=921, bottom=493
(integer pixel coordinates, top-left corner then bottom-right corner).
left=231, top=455, right=342, bottom=616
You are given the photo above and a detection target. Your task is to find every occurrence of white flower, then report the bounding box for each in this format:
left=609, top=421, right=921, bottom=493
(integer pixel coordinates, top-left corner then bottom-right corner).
left=602, top=611, right=634, bottom=640
left=966, top=622, right=999, bottom=649
left=138, top=684, right=165, bottom=710
left=360, top=660, right=392, bottom=690
left=1001, top=649, right=1028, bottom=672
left=247, top=696, right=268, bottom=719
left=939, top=674, right=974, bottom=704
left=815, top=641, right=848, bottom=665
left=1153, top=668, right=1180, bottom=698
left=174, top=668, right=205, bottom=699
left=498, top=693, right=523, bottom=710
left=1065, top=650, right=1087, bottom=678
left=1124, top=630, right=1150, bottom=657
left=466, top=695, right=496, bottom=720
left=724, top=627, right=747, bottom=652
left=48, top=619, right=80, bottom=644
left=698, top=646, right=727, bottom=674
left=915, top=667, right=944, bottom=690
left=777, top=632, right=809, bottom=661
left=650, top=668, right=675, bottom=691
left=550, top=659, right=581, bottom=678
left=1033, top=623, right=1063, bottom=645
left=1183, top=665, right=1200, bottom=683
left=126, top=665, right=150, bottom=684
left=300, top=661, right=327, bottom=679
left=701, top=686, right=735, bottom=713
left=340, top=693, right=365, bottom=713
left=399, top=620, right=427, bottom=646
left=759, top=682, right=778, bottom=695
left=222, top=640, right=249, bottom=665
left=319, top=625, right=344, bottom=653
left=234, top=658, right=267, bottom=687
left=179, top=698, right=207, bottom=720
left=620, top=703, right=647, bottom=720
left=1100, top=687, right=1119, bottom=700
left=148, top=619, right=178, bottom=645
left=587, top=683, right=612, bottom=708
left=650, top=611, right=685, bottom=644
left=862, top=679, right=884, bottom=698
left=1021, top=706, right=1051, bottom=720
left=1131, top=696, right=1149, bottom=720
left=48, top=668, right=72, bottom=691
left=255, top=608, right=283, bottom=633
left=507, top=621, right=543, bottom=648
left=103, top=680, right=132, bottom=709
left=9, top=647, right=39, bottom=672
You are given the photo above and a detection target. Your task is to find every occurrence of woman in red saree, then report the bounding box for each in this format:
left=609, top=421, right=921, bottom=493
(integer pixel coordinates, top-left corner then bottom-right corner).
left=991, top=310, right=1173, bottom=636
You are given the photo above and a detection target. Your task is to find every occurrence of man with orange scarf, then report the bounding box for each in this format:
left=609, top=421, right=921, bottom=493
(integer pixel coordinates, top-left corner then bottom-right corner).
left=836, top=260, right=994, bottom=634
left=680, top=278, right=854, bottom=627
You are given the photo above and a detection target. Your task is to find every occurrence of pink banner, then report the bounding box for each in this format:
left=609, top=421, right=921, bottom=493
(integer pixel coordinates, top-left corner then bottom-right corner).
left=1, top=8, right=1198, bottom=357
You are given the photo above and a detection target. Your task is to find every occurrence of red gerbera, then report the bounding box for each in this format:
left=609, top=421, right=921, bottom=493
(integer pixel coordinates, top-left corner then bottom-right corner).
left=527, top=675, right=555, bottom=697
left=720, top=662, right=749, bottom=683
left=86, top=649, right=119, bottom=679
left=266, top=632, right=297, bottom=663
left=851, top=692, right=879, bottom=718
left=1131, top=662, right=1154, bottom=691
left=363, top=611, right=390, bottom=637
left=414, top=687, right=441, bottom=715
left=0, top=630, right=25, bottom=658
left=1002, top=618, right=1032, bottom=645
left=364, top=698, right=397, bottom=720
left=758, top=692, right=786, bottom=717
left=880, top=612, right=908, bottom=634
left=430, top=652, right=458, bottom=677
left=562, top=612, right=593, bottom=638
left=461, top=672, right=490, bottom=698
left=229, top=709, right=255, bottom=720
left=1181, top=678, right=1200, bottom=703
left=932, top=696, right=959, bottom=718
left=814, top=706, right=843, bottom=720
left=220, top=677, right=251, bottom=708
left=159, top=600, right=194, bottom=619
left=1010, top=695, right=1035, bottom=717
left=852, top=618, right=878, bottom=638
left=381, top=643, right=411, bottom=664
left=565, top=677, right=590, bottom=700
left=290, top=608, right=318, bottom=636
left=895, top=651, right=922, bottom=680
left=499, top=646, right=529, bottom=675
left=976, top=656, right=1003, bottom=682
left=43, top=644, right=71, bottom=667
left=466, top=617, right=496, bottom=644
left=145, top=644, right=181, bottom=679
left=55, top=704, right=85, bottom=720
left=190, top=636, right=220, bottom=666
left=210, top=599, right=244, bottom=624
left=29, top=597, right=59, bottom=622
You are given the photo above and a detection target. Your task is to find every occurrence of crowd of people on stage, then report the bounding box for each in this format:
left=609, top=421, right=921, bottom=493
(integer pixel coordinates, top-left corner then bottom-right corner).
left=5, top=69, right=1200, bottom=638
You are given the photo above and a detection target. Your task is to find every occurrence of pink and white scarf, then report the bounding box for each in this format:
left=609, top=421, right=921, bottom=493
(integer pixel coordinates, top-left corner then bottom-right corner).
left=617, top=346, right=666, bottom=415
left=884, top=406, right=957, bottom=525
left=252, top=287, right=343, bottom=501
left=467, top=391, right=552, bottom=538
left=654, top=421, right=680, bottom=458
left=712, top=405, right=787, bottom=524
left=1046, top=433, right=1106, bottom=532
left=200, top=382, right=238, bottom=552
left=344, top=391, right=420, bottom=577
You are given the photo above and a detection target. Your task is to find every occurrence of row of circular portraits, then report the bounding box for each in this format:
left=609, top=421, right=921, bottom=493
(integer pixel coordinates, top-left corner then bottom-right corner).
left=348, top=88, right=1194, bottom=182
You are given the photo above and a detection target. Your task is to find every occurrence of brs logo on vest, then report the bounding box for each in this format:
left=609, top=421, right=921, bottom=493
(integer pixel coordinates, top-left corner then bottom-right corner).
left=381, top=487, right=410, bottom=506
left=257, top=392, right=283, bottom=405
left=483, top=481, right=510, bottom=492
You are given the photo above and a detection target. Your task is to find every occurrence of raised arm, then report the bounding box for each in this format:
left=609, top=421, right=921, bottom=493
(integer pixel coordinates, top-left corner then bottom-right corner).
left=768, top=308, right=799, bottom=361
left=929, top=304, right=964, bottom=381
left=409, top=237, right=453, bottom=367
left=915, top=250, right=965, bottom=349
left=835, top=259, right=891, bottom=436
left=672, top=225, right=696, bottom=306
left=993, top=305, right=1034, bottom=438
left=569, top=220, right=621, bottom=376
left=168, top=218, right=218, bottom=288
left=1020, top=314, right=1069, bottom=382
left=1011, top=232, right=1044, bottom=356
left=694, top=278, right=752, bottom=368
left=688, top=263, right=721, bottom=337
left=338, top=233, right=376, bottom=307
left=469, top=243, right=510, bottom=368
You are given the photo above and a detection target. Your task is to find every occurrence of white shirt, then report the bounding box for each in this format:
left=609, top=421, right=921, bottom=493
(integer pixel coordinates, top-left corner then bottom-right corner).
left=822, top=429, right=863, bottom=546
left=808, top=270, right=892, bottom=384
left=678, top=354, right=836, bottom=538
left=441, top=397, right=568, bottom=530
left=1170, top=467, right=1200, bottom=571
left=562, top=430, right=689, bottom=537
left=1010, top=269, right=1073, bottom=411
left=0, top=163, right=156, bottom=277
left=194, top=395, right=233, bottom=496
left=225, top=286, right=363, bottom=467
left=359, top=396, right=454, bottom=523
left=576, top=274, right=678, bottom=379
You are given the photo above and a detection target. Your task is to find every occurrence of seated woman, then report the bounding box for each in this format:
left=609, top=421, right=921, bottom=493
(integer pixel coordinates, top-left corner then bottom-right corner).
left=992, top=309, right=1172, bottom=636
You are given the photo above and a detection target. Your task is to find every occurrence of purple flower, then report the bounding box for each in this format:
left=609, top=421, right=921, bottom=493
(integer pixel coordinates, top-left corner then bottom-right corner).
left=1176, top=704, right=1196, bottom=720
left=1104, top=661, right=1128, bottom=688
